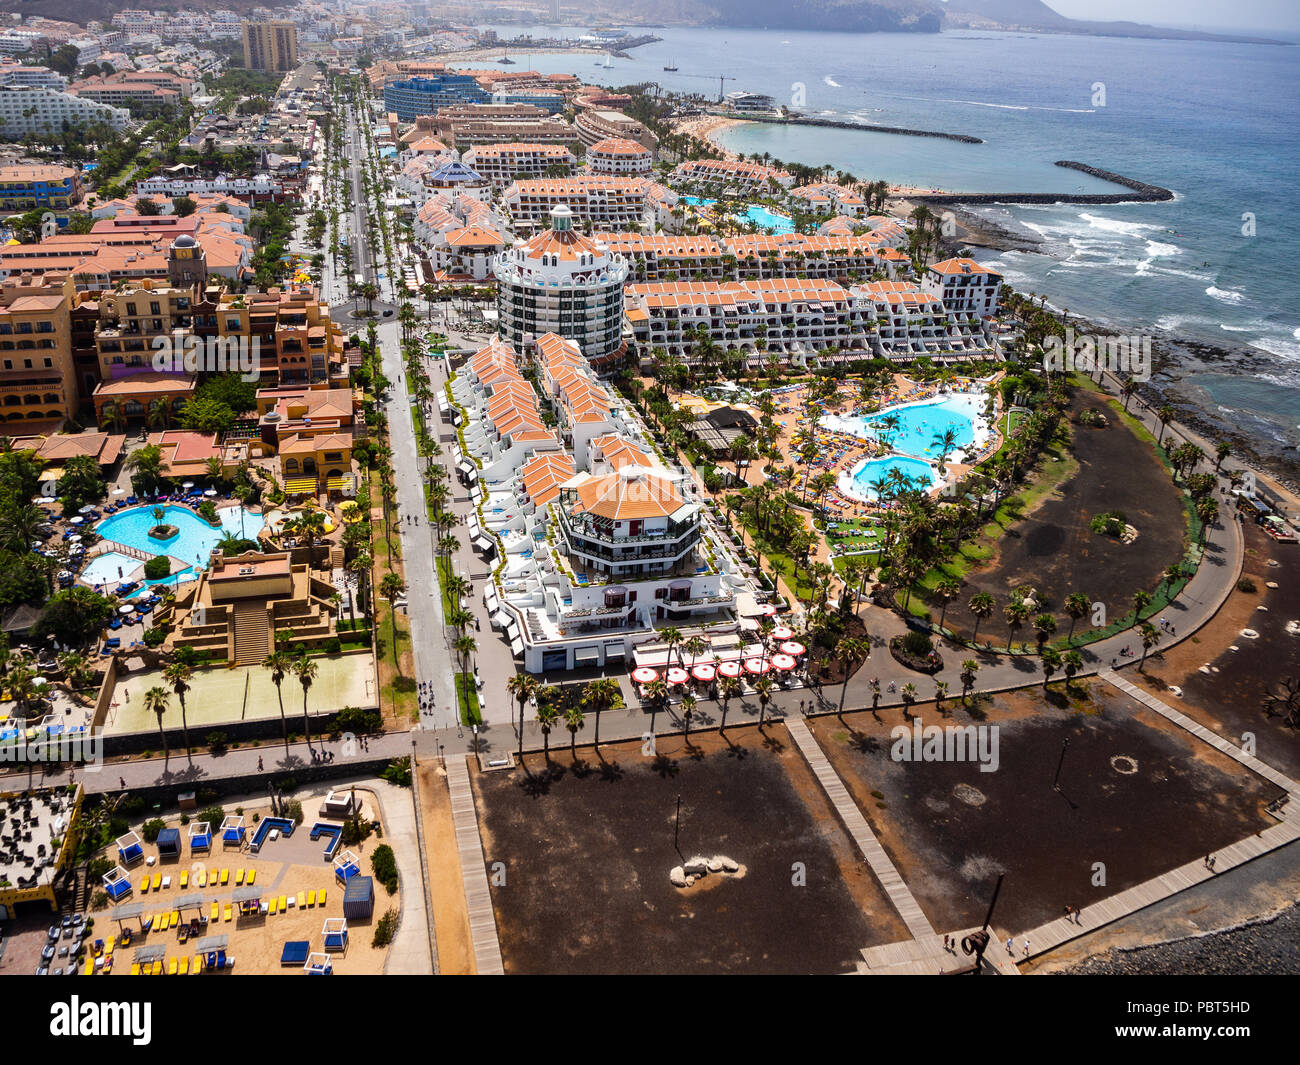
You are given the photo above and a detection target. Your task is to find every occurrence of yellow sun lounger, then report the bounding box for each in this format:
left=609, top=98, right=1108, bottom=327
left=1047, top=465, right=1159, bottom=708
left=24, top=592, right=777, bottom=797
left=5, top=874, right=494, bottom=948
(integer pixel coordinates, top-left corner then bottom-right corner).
left=210, top=901, right=219, bottom=921
left=220, top=868, right=229, bottom=885
left=167, top=958, right=177, bottom=976
left=318, top=889, right=326, bottom=907
left=297, top=891, right=305, bottom=909
left=105, top=937, right=115, bottom=956
left=307, top=890, right=316, bottom=907
left=234, top=868, right=244, bottom=886
left=150, top=873, right=161, bottom=891
left=269, top=897, right=279, bottom=916
left=246, top=869, right=255, bottom=886
left=196, top=870, right=207, bottom=888
left=140, top=876, right=149, bottom=894
left=128, top=962, right=139, bottom=976
left=179, top=871, right=188, bottom=888
left=223, top=904, right=232, bottom=922
left=151, top=960, right=163, bottom=976
left=161, top=913, right=172, bottom=931
left=86, top=957, right=96, bottom=975
left=191, top=955, right=202, bottom=974
left=170, top=910, right=179, bottom=925
left=278, top=895, right=287, bottom=912
left=178, top=957, right=189, bottom=974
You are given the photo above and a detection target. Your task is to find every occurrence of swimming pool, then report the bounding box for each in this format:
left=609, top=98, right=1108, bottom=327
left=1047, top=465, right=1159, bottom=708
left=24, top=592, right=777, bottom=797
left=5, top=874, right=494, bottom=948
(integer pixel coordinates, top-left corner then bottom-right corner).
left=826, top=392, right=988, bottom=460
left=80, top=551, right=143, bottom=588
left=848, top=456, right=939, bottom=500
left=677, top=197, right=794, bottom=234
left=95, top=504, right=265, bottom=569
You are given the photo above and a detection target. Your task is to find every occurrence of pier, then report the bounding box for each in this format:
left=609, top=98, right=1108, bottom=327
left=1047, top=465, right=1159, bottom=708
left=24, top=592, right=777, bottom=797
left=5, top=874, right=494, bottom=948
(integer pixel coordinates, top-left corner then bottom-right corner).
left=739, top=112, right=984, bottom=144
left=907, top=160, right=1175, bottom=205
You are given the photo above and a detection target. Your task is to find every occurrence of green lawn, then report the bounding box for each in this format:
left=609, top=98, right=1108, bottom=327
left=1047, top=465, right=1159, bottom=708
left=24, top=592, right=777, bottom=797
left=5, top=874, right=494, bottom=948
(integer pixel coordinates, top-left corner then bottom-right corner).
left=454, top=673, right=481, bottom=725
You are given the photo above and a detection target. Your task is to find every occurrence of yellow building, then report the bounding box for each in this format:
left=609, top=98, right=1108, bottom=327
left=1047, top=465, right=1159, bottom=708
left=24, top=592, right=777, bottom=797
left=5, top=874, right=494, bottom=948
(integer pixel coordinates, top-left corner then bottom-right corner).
left=0, top=275, right=76, bottom=428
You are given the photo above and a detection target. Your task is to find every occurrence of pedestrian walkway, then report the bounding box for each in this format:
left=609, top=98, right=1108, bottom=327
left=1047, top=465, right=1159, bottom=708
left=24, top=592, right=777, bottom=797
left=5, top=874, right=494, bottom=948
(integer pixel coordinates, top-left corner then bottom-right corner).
left=445, top=755, right=503, bottom=975
left=1100, top=669, right=1300, bottom=798
left=784, top=714, right=934, bottom=939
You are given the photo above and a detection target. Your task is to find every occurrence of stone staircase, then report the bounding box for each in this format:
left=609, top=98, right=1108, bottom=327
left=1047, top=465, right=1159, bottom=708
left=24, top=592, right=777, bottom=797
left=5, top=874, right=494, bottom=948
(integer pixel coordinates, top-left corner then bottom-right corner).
left=232, top=602, right=268, bottom=666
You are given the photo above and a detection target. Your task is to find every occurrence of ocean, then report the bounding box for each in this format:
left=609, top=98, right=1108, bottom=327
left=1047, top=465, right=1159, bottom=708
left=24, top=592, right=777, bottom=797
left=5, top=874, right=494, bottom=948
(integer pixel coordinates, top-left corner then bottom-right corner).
left=478, top=24, right=1300, bottom=472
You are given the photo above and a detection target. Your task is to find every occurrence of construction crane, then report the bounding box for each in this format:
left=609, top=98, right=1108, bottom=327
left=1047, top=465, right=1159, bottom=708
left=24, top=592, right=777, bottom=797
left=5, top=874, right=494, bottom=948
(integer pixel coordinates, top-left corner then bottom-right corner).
left=667, top=72, right=737, bottom=103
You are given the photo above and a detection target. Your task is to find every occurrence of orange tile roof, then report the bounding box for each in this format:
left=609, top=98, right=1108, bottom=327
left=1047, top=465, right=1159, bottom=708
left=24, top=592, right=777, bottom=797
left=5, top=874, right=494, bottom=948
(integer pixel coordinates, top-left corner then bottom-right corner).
left=929, top=257, right=1001, bottom=277
left=572, top=467, right=685, bottom=521
left=520, top=452, right=575, bottom=506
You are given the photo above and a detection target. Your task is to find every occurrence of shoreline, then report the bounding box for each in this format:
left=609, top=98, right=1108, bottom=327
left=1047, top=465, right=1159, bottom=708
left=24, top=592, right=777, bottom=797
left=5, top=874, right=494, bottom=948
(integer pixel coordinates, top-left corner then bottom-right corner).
left=685, top=115, right=1300, bottom=496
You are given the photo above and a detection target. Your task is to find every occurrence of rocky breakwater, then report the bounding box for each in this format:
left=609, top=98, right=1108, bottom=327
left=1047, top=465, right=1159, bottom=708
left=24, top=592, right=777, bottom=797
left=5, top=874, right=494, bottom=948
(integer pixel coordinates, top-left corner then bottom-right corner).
left=911, top=160, right=1174, bottom=205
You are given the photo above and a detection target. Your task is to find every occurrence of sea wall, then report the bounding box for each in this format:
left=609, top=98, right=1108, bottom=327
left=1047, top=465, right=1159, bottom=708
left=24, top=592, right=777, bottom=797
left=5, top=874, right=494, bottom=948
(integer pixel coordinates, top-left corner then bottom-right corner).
left=746, top=113, right=983, bottom=144
left=909, top=160, right=1174, bottom=205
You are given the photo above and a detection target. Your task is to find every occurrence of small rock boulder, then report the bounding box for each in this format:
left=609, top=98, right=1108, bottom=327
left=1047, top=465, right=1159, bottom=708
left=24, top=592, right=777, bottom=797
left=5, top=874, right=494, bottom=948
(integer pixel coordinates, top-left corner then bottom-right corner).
left=669, top=866, right=688, bottom=888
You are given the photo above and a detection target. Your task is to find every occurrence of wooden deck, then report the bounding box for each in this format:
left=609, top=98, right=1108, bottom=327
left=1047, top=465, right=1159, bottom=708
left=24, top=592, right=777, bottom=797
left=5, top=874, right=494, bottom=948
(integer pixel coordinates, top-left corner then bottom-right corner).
left=446, top=755, right=504, bottom=975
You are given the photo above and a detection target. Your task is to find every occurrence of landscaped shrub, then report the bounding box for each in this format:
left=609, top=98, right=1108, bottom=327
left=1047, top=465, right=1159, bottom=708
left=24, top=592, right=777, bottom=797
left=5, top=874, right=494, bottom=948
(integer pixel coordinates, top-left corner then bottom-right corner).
left=1237, top=576, right=1257, bottom=593
left=902, top=630, right=933, bottom=657
left=142, top=627, right=167, bottom=647
left=206, top=731, right=229, bottom=754
left=371, top=843, right=398, bottom=894
left=197, top=805, right=225, bottom=832
left=324, top=636, right=341, bottom=654
left=372, top=907, right=397, bottom=947
left=335, top=705, right=381, bottom=734
left=284, top=799, right=303, bottom=826
left=140, top=818, right=165, bottom=843
left=381, top=756, right=411, bottom=788
left=143, top=555, right=171, bottom=580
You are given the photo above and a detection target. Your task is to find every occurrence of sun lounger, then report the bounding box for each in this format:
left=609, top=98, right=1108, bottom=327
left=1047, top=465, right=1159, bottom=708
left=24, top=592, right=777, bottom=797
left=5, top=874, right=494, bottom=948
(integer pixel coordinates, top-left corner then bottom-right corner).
left=191, top=955, right=202, bottom=974
left=161, top=875, right=170, bottom=889
left=246, top=869, right=254, bottom=886
left=149, top=960, right=161, bottom=976
left=178, top=956, right=189, bottom=974
left=268, top=897, right=278, bottom=916
left=196, top=870, right=206, bottom=887
left=318, top=888, right=326, bottom=907
left=158, top=913, right=169, bottom=931
left=210, top=901, right=218, bottom=921
left=179, top=871, right=188, bottom=888
left=167, top=958, right=177, bottom=976
left=170, top=910, right=179, bottom=925
left=220, top=868, right=229, bottom=885
left=105, top=936, right=115, bottom=955
left=296, top=891, right=305, bottom=909
left=223, top=904, right=232, bottom=922
left=140, top=877, right=149, bottom=894
left=128, top=962, right=139, bottom=976
left=150, top=873, right=160, bottom=891
left=278, top=895, right=287, bottom=912
left=86, top=957, right=96, bottom=975
left=234, top=868, right=244, bottom=886
left=306, top=890, right=315, bottom=907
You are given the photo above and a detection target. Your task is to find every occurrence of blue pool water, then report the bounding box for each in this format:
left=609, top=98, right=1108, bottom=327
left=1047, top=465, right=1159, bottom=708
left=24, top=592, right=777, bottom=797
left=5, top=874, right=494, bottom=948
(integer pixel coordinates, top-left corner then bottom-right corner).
left=679, top=195, right=716, bottom=207
left=80, top=551, right=142, bottom=587
left=95, top=505, right=265, bottom=568
left=851, top=395, right=982, bottom=459
left=742, top=205, right=794, bottom=234
left=852, top=456, right=937, bottom=499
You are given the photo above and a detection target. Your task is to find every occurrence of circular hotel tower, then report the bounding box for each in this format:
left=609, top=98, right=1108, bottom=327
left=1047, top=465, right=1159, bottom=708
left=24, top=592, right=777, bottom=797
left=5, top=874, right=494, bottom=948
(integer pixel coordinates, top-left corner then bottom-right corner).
left=494, top=205, right=628, bottom=362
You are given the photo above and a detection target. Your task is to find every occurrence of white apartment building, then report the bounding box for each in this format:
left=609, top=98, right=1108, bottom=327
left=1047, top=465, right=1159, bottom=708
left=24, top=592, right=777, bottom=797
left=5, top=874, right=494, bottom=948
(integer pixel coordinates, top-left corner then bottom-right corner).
left=0, top=87, right=129, bottom=136
left=135, top=174, right=283, bottom=198
left=495, top=205, right=629, bottom=363
left=0, top=64, right=67, bottom=91
left=461, top=142, right=575, bottom=186
left=586, top=137, right=653, bottom=176
left=858, top=280, right=996, bottom=361
left=504, top=175, right=676, bottom=231
left=671, top=158, right=796, bottom=196
left=922, top=257, right=1003, bottom=317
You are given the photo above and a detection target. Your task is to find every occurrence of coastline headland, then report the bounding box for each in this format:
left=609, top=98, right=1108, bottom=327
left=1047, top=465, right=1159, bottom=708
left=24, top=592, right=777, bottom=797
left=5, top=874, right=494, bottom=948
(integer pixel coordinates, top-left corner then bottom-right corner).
left=740, top=112, right=984, bottom=144
left=908, top=161, right=1175, bottom=205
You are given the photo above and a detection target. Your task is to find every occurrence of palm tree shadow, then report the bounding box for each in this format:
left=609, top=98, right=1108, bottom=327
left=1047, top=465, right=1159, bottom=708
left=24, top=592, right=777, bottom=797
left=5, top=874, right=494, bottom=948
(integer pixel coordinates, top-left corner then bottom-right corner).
left=849, top=734, right=882, bottom=755
left=597, top=759, right=624, bottom=784
left=569, top=757, right=594, bottom=779
left=760, top=732, right=786, bottom=754
left=650, top=754, right=679, bottom=778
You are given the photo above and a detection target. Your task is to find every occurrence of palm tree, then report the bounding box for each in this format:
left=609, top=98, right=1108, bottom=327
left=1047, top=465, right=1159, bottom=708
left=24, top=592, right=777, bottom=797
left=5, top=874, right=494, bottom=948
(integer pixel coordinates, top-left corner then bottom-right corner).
left=1138, top=622, right=1160, bottom=669
left=1062, top=650, right=1083, bottom=691
left=293, top=656, right=318, bottom=753
left=1033, top=613, right=1057, bottom=649
left=718, top=675, right=741, bottom=729
left=507, top=672, right=539, bottom=762
left=935, top=578, right=961, bottom=632
left=580, top=676, right=620, bottom=751
left=452, top=635, right=477, bottom=721
left=934, top=679, right=949, bottom=712
left=563, top=703, right=585, bottom=755
left=960, top=659, right=979, bottom=702
left=1131, top=589, right=1152, bottom=629
left=1040, top=647, right=1061, bottom=691
left=262, top=648, right=293, bottom=753
left=1004, top=601, right=1029, bottom=650
left=660, top=626, right=682, bottom=669
left=162, top=661, right=193, bottom=765
left=969, top=591, right=995, bottom=645
left=145, top=686, right=170, bottom=770
left=835, top=636, right=867, bottom=715
left=679, top=692, right=697, bottom=741
left=900, top=682, right=917, bottom=713
left=536, top=700, right=559, bottom=763
left=1064, top=592, right=1090, bottom=643
left=753, top=675, right=774, bottom=726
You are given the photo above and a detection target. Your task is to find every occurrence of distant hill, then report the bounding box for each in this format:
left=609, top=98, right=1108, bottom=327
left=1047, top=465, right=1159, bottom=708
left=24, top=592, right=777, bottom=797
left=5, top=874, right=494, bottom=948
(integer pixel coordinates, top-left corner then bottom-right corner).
left=698, top=0, right=942, bottom=33
left=943, top=0, right=1291, bottom=45
left=0, top=0, right=291, bottom=28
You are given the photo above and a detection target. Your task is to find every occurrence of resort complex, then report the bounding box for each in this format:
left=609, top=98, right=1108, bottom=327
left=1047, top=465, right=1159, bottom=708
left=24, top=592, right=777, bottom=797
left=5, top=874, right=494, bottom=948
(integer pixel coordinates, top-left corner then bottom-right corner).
left=0, top=8, right=1293, bottom=999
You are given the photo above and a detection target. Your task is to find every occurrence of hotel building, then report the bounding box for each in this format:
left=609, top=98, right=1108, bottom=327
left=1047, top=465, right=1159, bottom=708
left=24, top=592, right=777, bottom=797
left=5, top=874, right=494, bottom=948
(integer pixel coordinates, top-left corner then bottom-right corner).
left=586, top=137, right=654, bottom=176
left=460, top=142, right=575, bottom=186
left=921, top=257, right=1003, bottom=317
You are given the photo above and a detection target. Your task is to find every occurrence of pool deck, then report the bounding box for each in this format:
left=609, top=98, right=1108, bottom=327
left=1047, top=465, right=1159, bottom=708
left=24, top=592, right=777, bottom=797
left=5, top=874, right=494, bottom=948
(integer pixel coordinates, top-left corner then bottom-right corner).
left=103, top=653, right=378, bottom=736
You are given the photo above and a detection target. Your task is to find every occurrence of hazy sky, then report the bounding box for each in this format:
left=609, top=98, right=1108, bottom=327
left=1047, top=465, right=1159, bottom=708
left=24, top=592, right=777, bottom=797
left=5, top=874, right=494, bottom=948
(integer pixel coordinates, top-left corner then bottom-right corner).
left=1008, top=0, right=1300, bottom=31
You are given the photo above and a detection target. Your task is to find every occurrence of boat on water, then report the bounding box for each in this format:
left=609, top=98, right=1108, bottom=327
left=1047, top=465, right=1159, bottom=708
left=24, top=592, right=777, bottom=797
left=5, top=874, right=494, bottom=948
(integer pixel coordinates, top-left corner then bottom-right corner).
left=497, top=55, right=514, bottom=65
left=594, top=53, right=613, bottom=68
left=663, top=62, right=678, bottom=71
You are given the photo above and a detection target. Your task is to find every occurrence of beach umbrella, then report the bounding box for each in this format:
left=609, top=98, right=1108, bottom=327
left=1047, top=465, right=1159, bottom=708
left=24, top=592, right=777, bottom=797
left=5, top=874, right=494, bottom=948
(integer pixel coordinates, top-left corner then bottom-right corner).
left=182, top=481, right=194, bottom=489
left=631, top=666, right=658, bottom=685
left=772, top=625, right=794, bottom=641
left=204, top=489, right=217, bottom=497
left=118, top=605, right=134, bottom=615
left=69, top=535, right=82, bottom=543
left=78, top=504, right=96, bottom=515
left=780, top=640, right=806, bottom=656
left=771, top=654, right=797, bottom=672
left=69, top=516, right=83, bottom=525
left=760, top=604, right=778, bottom=617
left=691, top=663, right=715, bottom=683
left=112, top=488, right=126, bottom=496
left=666, top=667, right=689, bottom=686
left=744, top=658, right=770, bottom=675
left=717, top=660, right=742, bottom=678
